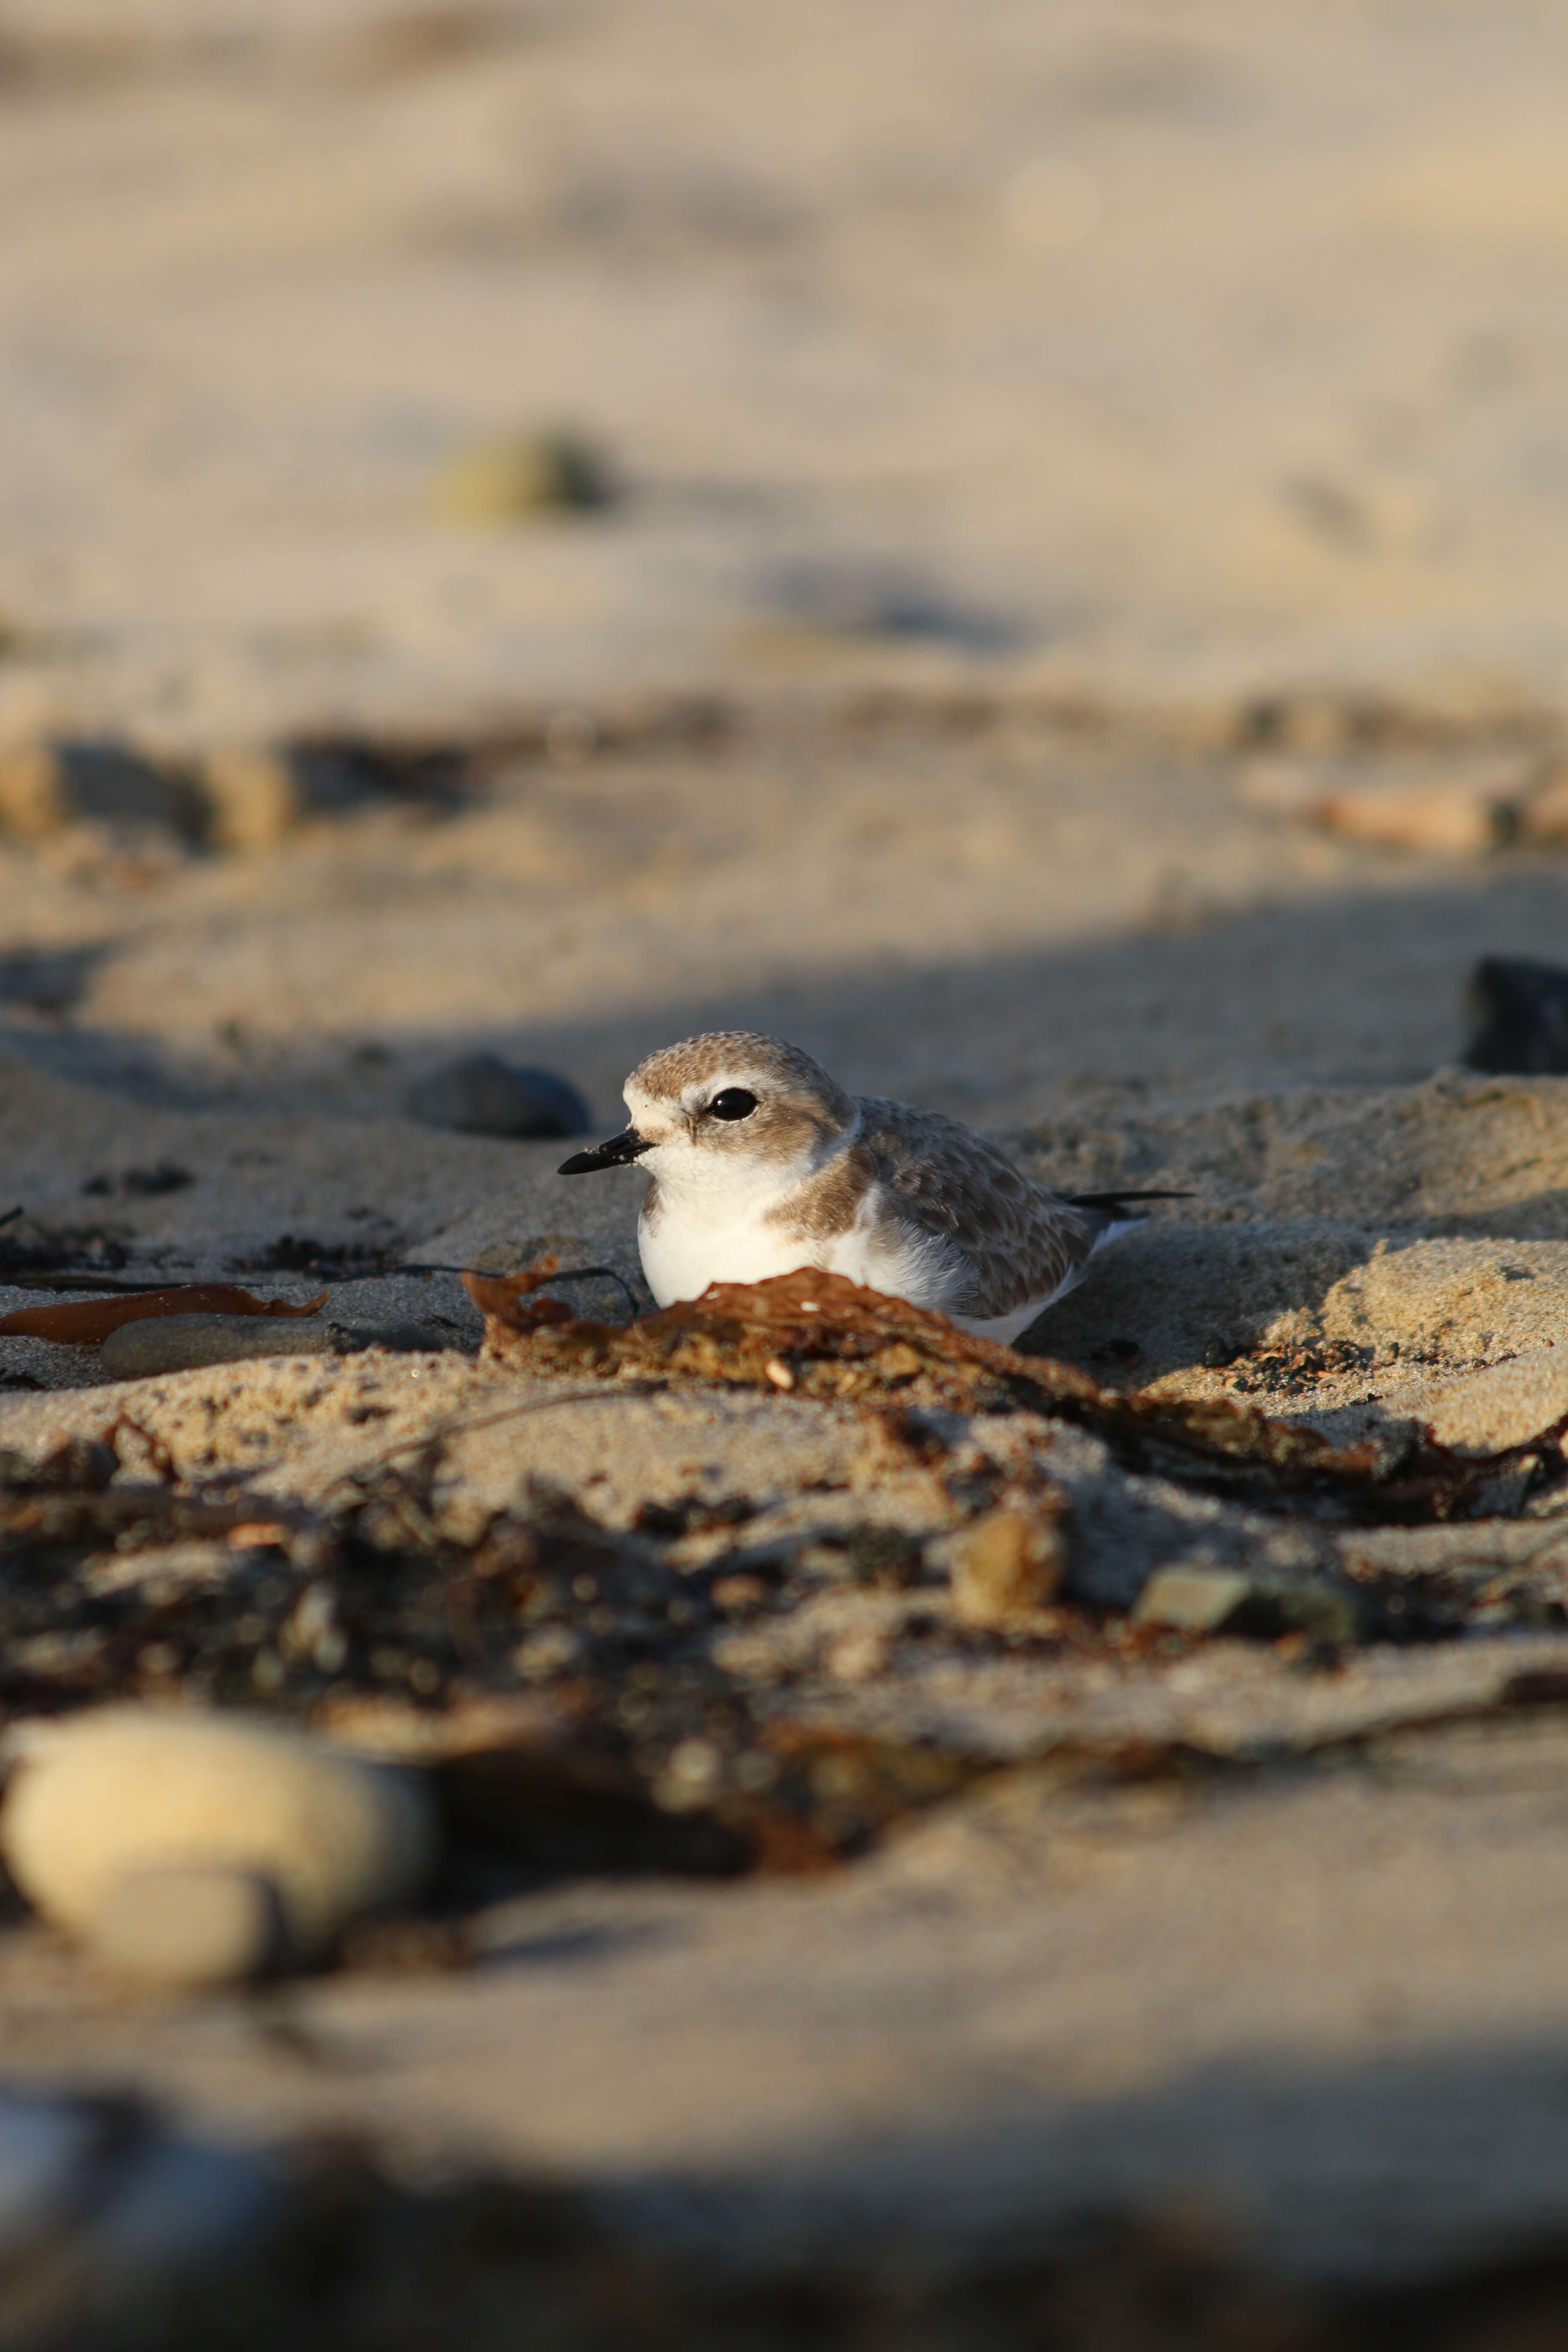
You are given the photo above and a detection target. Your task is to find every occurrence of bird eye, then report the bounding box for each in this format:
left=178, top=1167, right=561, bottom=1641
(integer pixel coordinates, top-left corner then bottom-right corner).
left=708, top=1087, right=758, bottom=1121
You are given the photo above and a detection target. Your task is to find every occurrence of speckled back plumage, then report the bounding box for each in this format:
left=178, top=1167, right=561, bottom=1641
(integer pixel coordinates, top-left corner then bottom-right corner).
left=853, top=1097, right=1099, bottom=1319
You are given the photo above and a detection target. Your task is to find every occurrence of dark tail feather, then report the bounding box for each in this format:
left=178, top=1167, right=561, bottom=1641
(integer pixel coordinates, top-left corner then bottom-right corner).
left=1065, top=1189, right=1192, bottom=1211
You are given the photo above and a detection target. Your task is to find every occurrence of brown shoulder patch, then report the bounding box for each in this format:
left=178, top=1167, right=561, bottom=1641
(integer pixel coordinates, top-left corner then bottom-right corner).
left=763, top=1142, right=876, bottom=1243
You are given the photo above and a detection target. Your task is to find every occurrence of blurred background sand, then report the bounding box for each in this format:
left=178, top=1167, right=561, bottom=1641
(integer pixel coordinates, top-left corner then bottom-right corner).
left=4, top=0, right=1568, bottom=742
left=1, top=0, right=1567, bottom=1129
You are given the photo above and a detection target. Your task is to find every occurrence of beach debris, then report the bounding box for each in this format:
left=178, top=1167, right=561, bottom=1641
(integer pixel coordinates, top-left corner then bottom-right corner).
left=406, top=1052, right=590, bottom=1139
left=464, top=1262, right=1568, bottom=1523
left=432, top=430, right=616, bottom=525
left=0, top=1285, right=327, bottom=1345
left=0, top=735, right=206, bottom=844
left=1464, top=954, right=1568, bottom=1074
left=1, top=1706, right=440, bottom=1969
left=950, top=1505, right=1067, bottom=1628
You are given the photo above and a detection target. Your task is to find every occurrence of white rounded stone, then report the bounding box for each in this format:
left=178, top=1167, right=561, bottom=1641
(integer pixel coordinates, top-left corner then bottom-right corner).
left=1, top=1708, right=440, bottom=1963
left=88, top=1867, right=285, bottom=1988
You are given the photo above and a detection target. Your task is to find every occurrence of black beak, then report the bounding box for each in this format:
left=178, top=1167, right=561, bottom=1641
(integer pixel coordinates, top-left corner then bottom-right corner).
left=557, top=1127, right=652, bottom=1176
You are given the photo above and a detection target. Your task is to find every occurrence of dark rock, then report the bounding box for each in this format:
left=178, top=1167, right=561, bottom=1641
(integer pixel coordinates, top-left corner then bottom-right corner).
left=406, top=1054, right=590, bottom=1139
left=0, top=737, right=207, bottom=842
left=1464, top=956, right=1568, bottom=1074
left=82, top=1161, right=193, bottom=1199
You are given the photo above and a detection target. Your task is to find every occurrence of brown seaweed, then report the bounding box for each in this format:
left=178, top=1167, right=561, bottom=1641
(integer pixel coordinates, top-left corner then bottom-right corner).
left=464, top=1262, right=1568, bottom=1524
left=0, top=1284, right=328, bottom=1344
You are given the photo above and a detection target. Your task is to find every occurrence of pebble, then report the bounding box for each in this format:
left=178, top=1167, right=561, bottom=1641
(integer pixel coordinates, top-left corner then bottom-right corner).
left=1311, top=778, right=1510, bottom=856
left=100, top=1314, right=453, bottom=1378
left=197, top=742, right=368, bottom=852
left=1, top=1707, right=441, bottom=1966
left=432, top=430, right=615, bottom=524
left=1132, top=1566, right=1253, bottom=1632
left=950, top=1508, right=1065, bottom=1628
left=1134, top=1565, right=1361, bottom=1645
left=87, top=1866, right=286, bottom=1989
left=1516, top=768, right=1568, bottom=845
left=0, top=736, right=206, bottom=844
left=1464, top=955, right=1568, bottom=1074
left=406, top=1052, right=590, bottom=1139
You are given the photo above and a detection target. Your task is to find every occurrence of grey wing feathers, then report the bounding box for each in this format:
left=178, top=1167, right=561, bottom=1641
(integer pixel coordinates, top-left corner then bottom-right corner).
left=854, top=1097, right=1099, bottom=1319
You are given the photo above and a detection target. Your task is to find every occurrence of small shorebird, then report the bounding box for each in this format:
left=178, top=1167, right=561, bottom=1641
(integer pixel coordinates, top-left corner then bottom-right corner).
left=559, top=1030, right=1181, bottom=1343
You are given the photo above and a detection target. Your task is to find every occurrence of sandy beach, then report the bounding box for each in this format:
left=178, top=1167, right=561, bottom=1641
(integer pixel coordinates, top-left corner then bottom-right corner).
left=5, top=3, right=1568, bottom=2338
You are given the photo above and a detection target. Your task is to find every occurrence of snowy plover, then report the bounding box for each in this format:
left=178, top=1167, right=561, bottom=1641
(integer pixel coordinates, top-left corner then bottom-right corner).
left=560, top=1030, right=1180, bottom=1343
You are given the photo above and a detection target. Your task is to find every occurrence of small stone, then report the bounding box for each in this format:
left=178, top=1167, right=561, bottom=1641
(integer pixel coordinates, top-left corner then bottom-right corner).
left=2, top=1706, right=440, bottom=1964
left=100, top=1314, right=343, bottom=1379
left=1132, top=1566, right=1253, bottom=1632
left=197, top=743, right=369, bottom=852
left=86, top=1867, right=285, bottom=1989
left=406, top=1053, right=589, bottom=1139
left=1516, top=768, right=1568, bottom=845
left=1311, top=778, right=1513, bottom=856
left=710, top=1574, right=769, bottom=1613
left=0, top=737, right=206, bottom=844
left=1464, top=955, right=1568, bottom=1075
left=1133, top=1566, right=1362, bottom=1645
left=951, top=1507, right=1066, bottom=1628
left=432, top=431, right=615, bottom=525
left=825, top=1629, right=890, bottom=1682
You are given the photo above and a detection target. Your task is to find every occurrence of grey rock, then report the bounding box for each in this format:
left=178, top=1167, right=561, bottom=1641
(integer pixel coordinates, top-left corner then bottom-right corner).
left=87, top=1866, right=286, bottom=1988
left=100, top=1313, right=456, bottom=1378
left=101, top=1314, right=343, bottom=1379
left=0, top=2090, right=278, bottom=2341
left=406, top=1052, right=590, bottom=1139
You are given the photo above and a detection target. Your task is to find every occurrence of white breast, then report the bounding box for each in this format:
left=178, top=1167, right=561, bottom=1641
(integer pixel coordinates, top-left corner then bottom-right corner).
left=640, top=1181, right=949, bottom=1311
left=639, top=1205, right=818, bottom=1306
